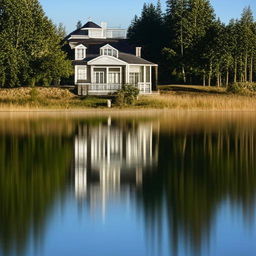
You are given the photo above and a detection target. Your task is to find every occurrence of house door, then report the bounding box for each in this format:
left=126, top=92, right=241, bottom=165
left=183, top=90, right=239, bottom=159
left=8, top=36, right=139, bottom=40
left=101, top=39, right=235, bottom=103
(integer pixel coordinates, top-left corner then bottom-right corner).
left=108, top=72, right=121, bottom=84
left=94, top=71, right=105, bottom=84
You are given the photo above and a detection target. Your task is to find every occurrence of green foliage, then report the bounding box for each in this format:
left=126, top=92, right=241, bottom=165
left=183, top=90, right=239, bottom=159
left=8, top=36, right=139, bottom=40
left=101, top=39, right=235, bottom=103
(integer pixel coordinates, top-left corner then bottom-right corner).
left=128, top=2, right=165, bottom=64
left=29, top=87, right=39, bottom=101
left=128, top=1, right=256, bottom=86
left=115, top=84, right=140, bottom=106
left=227, top=82, right=256, bottom=94
left=76, top=20, right=82, bottom=30
left=0, top=0, right=73, bottom=88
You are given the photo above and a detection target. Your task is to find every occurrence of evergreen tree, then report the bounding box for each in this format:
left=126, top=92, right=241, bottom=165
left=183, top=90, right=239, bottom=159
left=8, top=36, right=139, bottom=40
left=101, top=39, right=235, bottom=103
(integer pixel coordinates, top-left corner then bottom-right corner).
left=165, top=0, right=215, bottom=83
left=76, top=20, right=82, bottom=30
left=127, top=2, right=165, bottom=64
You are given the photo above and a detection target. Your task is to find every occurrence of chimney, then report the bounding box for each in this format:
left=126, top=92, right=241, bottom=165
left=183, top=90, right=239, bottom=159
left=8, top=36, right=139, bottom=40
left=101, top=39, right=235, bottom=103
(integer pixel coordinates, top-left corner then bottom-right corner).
left=136, top=47, right=142, bottom=58
left=101, top=22, right=107, bottom=29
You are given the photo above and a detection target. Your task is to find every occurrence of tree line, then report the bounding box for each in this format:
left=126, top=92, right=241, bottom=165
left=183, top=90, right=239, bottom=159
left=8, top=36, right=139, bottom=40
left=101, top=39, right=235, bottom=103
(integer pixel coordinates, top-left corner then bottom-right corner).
left=0, top=0, right=72, bottom=87
left=128, top=0, right=256, bottom=86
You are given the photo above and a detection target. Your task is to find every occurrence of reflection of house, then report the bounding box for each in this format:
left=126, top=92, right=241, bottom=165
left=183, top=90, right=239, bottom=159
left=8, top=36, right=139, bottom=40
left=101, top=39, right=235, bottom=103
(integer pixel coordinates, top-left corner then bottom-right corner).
left=74, top=119, right=158, bottom=213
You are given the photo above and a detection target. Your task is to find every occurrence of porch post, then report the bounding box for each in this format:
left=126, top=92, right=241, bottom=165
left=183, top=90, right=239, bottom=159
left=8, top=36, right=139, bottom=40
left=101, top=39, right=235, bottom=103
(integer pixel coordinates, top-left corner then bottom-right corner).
left=106, top=67, right=109, bottom=91
left=126, top=65, right=129, bottom=84
left=74, top=65, right=77, bottom=84
left=91, top=66, right=94, bottom=83
left=106, top=67, right=109, bottom=83
left=119, top=67, right=122, bottom=87
left=143, top=66, right=146, bottom=93
left=150, top=66, right=152, bottom=93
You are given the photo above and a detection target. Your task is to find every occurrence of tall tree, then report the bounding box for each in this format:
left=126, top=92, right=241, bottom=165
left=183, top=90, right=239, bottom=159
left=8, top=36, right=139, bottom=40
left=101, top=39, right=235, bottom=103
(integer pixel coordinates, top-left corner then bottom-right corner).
left=0, top=0, right=72, bottom=87
left=164, top=0, right=215, bottom=84
left=76, top=20, right=82, bottom=30
left=128, top=2, right=165, bottom=64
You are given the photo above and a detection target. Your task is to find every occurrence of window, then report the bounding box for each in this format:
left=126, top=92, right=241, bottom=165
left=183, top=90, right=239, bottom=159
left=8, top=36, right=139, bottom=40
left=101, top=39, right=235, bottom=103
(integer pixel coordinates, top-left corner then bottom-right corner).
left=109, top=72, right=120, bottom=84
left=76, top=49, right=85, bottom=59
left=100, top=45, right=119, bottom=58
left=75, top=46, right=86, bottom=60
left=129, top=73, right=140, bottom=85
left=77, top=66, right=87, bottom=80
left=94, top=71, right=105, bottom=84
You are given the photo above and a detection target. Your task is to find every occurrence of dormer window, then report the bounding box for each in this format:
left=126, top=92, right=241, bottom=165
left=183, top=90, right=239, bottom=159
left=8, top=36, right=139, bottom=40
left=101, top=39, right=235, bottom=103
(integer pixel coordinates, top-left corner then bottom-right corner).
left=100, top=44, right=118, bottom=58
left=75, top=44, right=87, bottom=60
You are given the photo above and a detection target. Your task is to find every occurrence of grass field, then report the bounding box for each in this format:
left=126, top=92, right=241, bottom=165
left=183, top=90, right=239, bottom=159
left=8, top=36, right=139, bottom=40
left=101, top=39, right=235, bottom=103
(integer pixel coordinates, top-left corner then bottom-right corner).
left=0, top=85, right=256, bottom=111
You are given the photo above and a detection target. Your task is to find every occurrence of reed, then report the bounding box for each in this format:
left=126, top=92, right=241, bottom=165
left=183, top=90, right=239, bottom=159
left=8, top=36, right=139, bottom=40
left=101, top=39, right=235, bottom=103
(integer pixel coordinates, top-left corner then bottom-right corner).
left=0, top=87, right=107, bottom=109
left=1, top=87, right=256, bottom=111
left=137, top=93, right=256, bottom=110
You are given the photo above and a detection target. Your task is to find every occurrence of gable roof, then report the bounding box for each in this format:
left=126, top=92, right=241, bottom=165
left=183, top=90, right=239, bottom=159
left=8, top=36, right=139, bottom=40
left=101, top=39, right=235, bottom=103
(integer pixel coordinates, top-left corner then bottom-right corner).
left=73, top=53, right=155, bottom=65
left=82, top=21, right=101, bottom=29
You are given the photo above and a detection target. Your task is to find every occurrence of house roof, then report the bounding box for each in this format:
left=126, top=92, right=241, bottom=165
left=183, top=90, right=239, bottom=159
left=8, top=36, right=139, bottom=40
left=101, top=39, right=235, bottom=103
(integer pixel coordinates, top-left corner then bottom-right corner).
left=69, top=39, right=135, bottom=54
left=82, top=21, right=101, bottom=29
left=73, top=53, right=155, bottom=65
left=119, top=53, right=154, bottom=65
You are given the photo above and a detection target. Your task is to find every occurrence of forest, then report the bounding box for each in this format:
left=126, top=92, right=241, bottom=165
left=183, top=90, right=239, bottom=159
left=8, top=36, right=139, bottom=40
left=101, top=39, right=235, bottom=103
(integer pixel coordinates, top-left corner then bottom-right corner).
left=128, top=0, right=256, bottom=86
left=0, top=0, right=255, bottom=88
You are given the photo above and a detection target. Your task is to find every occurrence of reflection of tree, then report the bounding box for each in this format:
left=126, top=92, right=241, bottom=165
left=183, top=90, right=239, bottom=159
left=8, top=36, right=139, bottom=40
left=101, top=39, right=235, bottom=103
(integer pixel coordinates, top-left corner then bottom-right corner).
left=138, top=126, right=256, bottom=256
left=0, top=134, right=73, bottom=256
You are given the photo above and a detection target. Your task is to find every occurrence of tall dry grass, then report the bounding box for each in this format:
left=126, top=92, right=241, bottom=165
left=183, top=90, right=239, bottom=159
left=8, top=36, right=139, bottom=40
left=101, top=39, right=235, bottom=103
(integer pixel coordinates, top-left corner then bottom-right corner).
left=0, top=87, right=107, bottom=109
left=1, top=87, right=256, bottom=111
left=138, top=93, right=256, bottom=110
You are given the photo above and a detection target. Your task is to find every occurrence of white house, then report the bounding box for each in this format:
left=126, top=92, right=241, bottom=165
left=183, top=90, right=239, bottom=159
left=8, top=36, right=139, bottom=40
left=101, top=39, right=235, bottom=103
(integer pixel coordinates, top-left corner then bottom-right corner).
left=66, top=21, right=158, bottom=95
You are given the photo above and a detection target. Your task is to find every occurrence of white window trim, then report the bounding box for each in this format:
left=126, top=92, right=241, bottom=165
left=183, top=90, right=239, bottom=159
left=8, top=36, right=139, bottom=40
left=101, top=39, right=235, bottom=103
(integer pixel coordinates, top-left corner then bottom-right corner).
left=75, top=44, right=87, bottom=60
left=100, top=44, right=119, bottom=58
left=75, top=65, right=87, bottom=83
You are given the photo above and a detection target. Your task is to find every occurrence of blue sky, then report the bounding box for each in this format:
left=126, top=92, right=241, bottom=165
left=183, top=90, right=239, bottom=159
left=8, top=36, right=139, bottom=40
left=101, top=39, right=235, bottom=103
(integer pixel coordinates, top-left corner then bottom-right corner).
left=39, top=0, right=256, bottom=33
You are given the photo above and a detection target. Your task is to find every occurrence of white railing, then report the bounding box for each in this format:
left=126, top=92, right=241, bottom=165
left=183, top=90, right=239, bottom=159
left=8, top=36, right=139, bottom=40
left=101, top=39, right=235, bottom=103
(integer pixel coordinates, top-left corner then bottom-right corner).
left=78, top=83, right=152, bottom=96
left=106, top=29, right=127, bottom=39
left=89, top=83, right=122, bottom=93
left=138, top=82, right=151, bottom=94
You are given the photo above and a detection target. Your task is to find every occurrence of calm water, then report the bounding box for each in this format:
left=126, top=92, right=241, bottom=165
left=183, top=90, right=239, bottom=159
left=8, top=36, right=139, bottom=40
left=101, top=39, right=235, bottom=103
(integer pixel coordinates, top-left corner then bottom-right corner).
left=1, top=112, right=256, bottom=256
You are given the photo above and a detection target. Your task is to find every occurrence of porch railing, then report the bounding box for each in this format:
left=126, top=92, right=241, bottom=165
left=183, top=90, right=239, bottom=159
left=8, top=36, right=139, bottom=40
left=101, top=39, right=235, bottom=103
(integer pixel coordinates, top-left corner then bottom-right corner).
left=138, top=82, right=151, bottom=94
left=78, top=83, right=152, bottom=96
left=88, top=83, right=122, bottom=93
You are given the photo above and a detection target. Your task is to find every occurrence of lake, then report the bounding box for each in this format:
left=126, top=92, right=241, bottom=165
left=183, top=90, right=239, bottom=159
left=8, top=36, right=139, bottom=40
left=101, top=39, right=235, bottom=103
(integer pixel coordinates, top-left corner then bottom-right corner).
left=1, top=111, right=256, bottom=256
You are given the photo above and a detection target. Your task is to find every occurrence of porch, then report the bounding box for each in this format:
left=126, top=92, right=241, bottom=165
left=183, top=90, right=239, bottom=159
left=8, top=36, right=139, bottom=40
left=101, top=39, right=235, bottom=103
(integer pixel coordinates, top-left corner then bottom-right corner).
left=77, top=65, right=157, bottom=96
left=78, top=83, right=152, bottom=96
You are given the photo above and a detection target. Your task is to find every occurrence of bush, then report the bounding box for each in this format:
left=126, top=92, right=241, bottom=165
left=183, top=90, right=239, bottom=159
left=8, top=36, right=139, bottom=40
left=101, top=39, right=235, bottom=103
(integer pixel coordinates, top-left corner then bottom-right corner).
left=29, top=87, right=39, bottom=101
left=115, top=84, right=140, bottom=106
left=227, top=82, right=256, bottom=94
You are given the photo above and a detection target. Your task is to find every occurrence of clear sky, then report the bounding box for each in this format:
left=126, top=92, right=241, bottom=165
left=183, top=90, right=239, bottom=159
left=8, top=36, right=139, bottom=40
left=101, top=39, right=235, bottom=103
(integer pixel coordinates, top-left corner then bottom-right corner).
left=39, top=0, right=256, bottom=33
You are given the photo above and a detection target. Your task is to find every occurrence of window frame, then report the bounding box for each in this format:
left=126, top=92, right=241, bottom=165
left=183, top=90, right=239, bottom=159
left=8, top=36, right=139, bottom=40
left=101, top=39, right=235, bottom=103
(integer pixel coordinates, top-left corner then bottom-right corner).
left=76, top=66, right=87, bottom=80
left=75, top=45, right=87, bottom=60
left=100, top=44, right=119, bottom=58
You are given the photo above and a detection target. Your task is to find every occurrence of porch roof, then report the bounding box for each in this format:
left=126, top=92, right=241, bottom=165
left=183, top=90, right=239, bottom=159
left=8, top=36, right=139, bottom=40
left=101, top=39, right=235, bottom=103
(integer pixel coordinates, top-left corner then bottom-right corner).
left=73, top=53, right=156, bottom=65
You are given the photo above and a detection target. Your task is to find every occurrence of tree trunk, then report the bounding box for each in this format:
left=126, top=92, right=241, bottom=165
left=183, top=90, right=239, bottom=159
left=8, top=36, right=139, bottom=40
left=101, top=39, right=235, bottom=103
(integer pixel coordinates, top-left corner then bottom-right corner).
left=182, top=65, right=186, bottom=83
left=234, top=59, right=237, bottom=83
left=245, top=52, right=248, bottom=82
left=226, top=70, right=229, bottom=87
left=216, top=73, right=220, bottom=87
left=220, top=73, right=222, bottom=87
left=208, top=61, right=212, bottom=86
left=250, top=56, right=253, bottom=83
left=180, top=9, right=186, bottom=84
left=240, top=57, right=244, bottom=82
left=203, top=71, right=206, bottom=86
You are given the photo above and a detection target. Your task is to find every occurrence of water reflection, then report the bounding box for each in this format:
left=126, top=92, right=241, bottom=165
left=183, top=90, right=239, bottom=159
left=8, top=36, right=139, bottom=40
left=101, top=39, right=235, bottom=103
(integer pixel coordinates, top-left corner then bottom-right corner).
left=74, top=118, right=159, bottom=216
left=1, top=113, right=256, bottom=256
